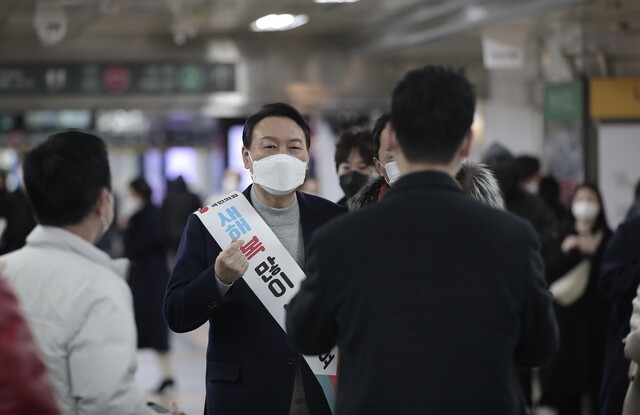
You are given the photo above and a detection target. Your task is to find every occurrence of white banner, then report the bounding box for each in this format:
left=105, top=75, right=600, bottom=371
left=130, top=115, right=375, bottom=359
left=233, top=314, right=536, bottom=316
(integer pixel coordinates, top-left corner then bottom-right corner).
left=195, top=191, right=338, bottom=375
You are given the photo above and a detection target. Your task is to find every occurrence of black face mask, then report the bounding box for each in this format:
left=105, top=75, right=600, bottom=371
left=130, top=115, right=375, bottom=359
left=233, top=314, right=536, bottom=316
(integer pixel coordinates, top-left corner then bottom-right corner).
left=339, top=171, right=369, bottom=199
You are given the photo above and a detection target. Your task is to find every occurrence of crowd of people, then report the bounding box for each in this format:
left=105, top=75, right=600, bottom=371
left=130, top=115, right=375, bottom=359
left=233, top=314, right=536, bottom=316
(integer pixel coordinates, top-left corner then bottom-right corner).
left=0, top=65, right=639, bottom=415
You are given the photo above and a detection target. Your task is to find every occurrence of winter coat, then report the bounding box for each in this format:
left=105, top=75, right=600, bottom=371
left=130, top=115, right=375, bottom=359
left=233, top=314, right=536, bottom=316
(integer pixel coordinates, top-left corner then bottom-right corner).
left=0, top=226, right=154, bottom=415
left=123, top=204, right=170, bottom=351
left=347, top=176, right=388, bottom=211
left=541, top=224, right=612, bottom=397
left=0, top=277, right=59, bottom=415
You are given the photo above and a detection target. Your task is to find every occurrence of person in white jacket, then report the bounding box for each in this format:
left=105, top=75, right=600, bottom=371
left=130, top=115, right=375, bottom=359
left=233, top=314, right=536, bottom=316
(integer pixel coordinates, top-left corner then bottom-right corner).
left=0, top=130, right=183, bottom=415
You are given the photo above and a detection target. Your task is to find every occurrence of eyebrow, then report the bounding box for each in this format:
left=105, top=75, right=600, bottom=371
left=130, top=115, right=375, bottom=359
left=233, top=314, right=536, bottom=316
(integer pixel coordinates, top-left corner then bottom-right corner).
left=258, top=137, right=304, bottom=143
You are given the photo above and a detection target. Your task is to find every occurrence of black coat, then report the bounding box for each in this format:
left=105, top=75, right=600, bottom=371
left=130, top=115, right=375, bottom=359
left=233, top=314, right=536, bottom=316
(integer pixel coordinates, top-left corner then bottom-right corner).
left=123, top=204, right=170, bottom=351
left=541, top=225, right=612, bottom=396
left=599, top=216, right=640, bottom=415
left=286, top=171, right=560, bottom=415
left=164, top=186, right=347, bottom=415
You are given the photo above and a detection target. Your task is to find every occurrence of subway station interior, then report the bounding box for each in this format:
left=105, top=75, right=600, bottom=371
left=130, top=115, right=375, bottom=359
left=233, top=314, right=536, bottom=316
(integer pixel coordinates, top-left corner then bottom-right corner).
left=1, top=0, right=640, bottom=414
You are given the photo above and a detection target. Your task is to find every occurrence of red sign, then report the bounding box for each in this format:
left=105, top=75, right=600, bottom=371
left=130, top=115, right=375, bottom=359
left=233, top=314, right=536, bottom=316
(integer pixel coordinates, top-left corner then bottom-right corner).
left=103, top=65, right=131, bottom=93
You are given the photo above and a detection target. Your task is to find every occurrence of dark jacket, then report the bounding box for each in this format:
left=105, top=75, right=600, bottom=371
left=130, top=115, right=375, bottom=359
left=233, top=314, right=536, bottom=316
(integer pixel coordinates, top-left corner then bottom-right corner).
left=161, top=178, right=202, bottom=254
left=347, top=176, right=387, bottom=211
left=0, top=277, right=59, bottom=415
left=286, top=171, right=560, bottom=415
left=599, top=216, right=640, bottom=415
left=123, top=204, right=171, bottom=351
left=164, top=186, right=346, bottom=415
left=541, top=225, right=611, bottom=396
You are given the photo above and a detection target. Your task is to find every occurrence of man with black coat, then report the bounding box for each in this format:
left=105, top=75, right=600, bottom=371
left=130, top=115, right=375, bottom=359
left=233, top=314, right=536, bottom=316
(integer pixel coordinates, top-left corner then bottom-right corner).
left=286, top=66, right=559, bottom=415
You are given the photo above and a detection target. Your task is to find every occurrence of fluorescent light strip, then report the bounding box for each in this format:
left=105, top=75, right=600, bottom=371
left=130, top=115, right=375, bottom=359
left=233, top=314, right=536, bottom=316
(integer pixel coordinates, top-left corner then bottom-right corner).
left=250, top=14, right=309, bottom=32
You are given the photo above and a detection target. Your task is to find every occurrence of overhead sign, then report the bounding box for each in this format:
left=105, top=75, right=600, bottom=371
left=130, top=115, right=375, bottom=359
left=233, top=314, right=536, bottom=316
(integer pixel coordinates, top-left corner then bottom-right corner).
left=481, top=24, right=527, bottom=70
left=544, top=80, right=584, bottom=122
left=590, top=77, right=640, bottom=119
left=0, top=62, right=235, bottom=96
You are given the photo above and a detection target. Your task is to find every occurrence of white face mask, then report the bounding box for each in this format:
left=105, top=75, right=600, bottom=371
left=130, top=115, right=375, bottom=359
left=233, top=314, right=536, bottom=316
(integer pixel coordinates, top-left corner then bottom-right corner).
left=249, top=153, right=307, bottom=196
left=383, top=161, right=402, bottom=185
left=99, top=192, right=114, bottom=238
left=522, top=182, right=539, bottom=194
left=572, top=200, right=599, bottom=221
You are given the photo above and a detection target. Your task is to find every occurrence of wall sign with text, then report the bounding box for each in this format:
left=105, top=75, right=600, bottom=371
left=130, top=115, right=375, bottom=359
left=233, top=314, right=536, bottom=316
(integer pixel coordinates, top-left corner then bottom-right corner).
left=0, top=62, right=235, bottom=96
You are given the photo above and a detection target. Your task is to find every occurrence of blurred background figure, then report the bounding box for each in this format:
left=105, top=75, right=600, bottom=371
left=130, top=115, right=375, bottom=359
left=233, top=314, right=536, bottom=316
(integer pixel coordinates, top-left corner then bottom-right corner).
left=121, top=178, right=175, bottom=395
left=483, top=144, right=557, bottom=410
left=348, top=113, right=395, bottom=210
left=205, top=169, right=243, bottom=205
left=625, top=178, right=640, bottom=222
left=334, top=125, right=377, bottom=205
left=455, top=161, right=504, bottom=210
left=599, top=214, right=640, bottom=415
left=0, top=169, right=35, bottom=255
left=539, top=175, right=571, bottom=231
left=299, top=175, right=319, bottom=195
left=484, top=146, right=557, bottom=256
left=540, top=183, right=612, bottom=415
left=161, top=176, right=201, bottom=260
left=516, top=155, right=542, bottom=195
left=0, top=263, right=60, bottom=415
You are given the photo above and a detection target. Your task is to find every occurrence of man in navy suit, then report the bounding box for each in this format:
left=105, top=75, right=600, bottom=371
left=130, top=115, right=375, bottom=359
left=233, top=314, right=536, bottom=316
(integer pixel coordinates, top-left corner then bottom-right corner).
left=286, top=66, right=559, bottom=415
left=164, top=103, right=346, bottom=415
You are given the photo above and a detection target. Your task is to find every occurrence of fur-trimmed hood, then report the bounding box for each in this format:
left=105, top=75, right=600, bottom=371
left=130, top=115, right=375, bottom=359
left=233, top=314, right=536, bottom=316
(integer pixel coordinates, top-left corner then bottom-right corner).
left=347, top=176, right=387, bottom=211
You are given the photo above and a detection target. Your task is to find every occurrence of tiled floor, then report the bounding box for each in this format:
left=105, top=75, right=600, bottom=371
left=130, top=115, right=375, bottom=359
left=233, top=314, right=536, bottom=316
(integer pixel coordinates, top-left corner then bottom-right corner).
left=136, top=324, right=208, bottom=415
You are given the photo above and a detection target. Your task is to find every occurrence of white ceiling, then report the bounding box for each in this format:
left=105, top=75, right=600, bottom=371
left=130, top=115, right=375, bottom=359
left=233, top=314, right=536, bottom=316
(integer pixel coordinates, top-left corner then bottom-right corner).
left=0, top=0, right=638, bottom=70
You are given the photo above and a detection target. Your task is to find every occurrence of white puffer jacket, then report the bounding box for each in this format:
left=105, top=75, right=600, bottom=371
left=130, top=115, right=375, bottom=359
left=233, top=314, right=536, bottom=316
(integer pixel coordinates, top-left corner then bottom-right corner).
left=1, top=226, right=155, bottom=415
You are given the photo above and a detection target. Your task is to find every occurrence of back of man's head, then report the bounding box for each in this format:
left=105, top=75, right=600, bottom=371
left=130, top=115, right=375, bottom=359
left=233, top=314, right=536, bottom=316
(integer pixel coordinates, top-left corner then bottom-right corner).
left=391, top=65, right=475, bottom=164
left=23, top=130, right=111, bottom=227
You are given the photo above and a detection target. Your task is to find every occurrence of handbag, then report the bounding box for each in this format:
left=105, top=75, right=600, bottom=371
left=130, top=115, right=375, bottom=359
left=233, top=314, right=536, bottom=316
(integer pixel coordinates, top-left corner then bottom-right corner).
left=549, top=231, right=603, bottom=306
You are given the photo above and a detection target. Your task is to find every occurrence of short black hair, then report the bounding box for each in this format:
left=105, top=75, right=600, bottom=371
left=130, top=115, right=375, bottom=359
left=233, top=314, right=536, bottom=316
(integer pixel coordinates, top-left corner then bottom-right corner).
left=516, top=155, right=540, bottom=181
left=372, top=113, right=390, bottom=160
left=242, top=102, right=311, bottom=149
left=391, top=66, right=475, bottom=163
left=129, top=177, right=152, bottom=204
left=23, top=130, right=111, bottom=226
left=334, top=126, right=375, bottom=171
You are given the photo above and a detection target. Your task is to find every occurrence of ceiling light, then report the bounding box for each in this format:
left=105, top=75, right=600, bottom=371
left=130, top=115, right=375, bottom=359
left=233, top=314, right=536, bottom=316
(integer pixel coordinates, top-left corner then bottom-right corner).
left=250, top=14, right=309, bottom=32
left=313, top=0, right=359, bottom=3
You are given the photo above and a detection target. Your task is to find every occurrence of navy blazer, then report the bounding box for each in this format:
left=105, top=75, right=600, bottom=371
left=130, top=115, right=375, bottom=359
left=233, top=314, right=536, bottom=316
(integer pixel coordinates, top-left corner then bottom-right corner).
left=164, top=186, right=346, bottom=415
left=286, top=171, right=559, bottom=415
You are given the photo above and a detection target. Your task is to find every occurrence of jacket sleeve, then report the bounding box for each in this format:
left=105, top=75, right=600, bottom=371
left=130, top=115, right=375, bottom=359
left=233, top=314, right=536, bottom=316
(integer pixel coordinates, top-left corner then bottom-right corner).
left=626, top=285, right=640, bottom=363
left=67, top=279, right=154, bottom=415
left=599, top=225, right=640, bottom=302
left=286, top=229, right=338, bottom=355
left=164, top=214, right=232, bottom=333
left=513, top=224, right=560, bottom=367
left=0, top=278, right=60, bottom=415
